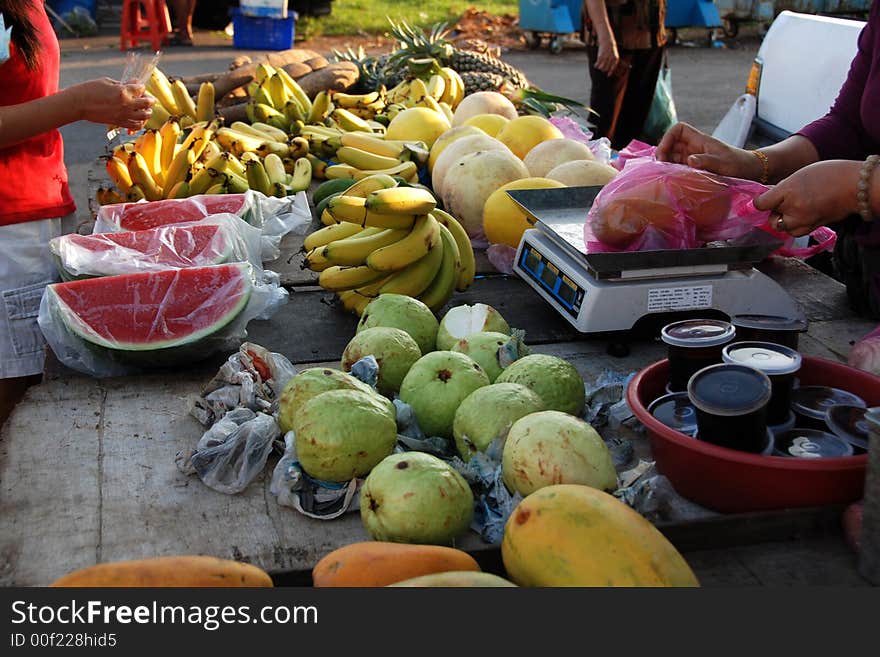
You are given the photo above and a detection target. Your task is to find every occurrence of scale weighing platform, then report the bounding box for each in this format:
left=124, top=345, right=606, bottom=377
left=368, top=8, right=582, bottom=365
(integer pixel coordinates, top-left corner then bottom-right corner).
left=508, top=186, right=805, bottom=334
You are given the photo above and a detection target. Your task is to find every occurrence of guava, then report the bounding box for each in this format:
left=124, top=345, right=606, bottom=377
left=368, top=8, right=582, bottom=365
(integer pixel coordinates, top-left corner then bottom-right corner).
left=436, top=303, right=510, bottom=351
left=398, top=351, right=490, bottom=439
left=451, top=331, right=529, bottom=382
left=494, top=354, right=586, bottom=416
left=501, top=410, right=618, bottom=495
left=341, top=327, right=421, bottom=396
left=360, top=452, right=474, bottom=545
left=452, top=383, right=546, bottom=461
left=294, top=389, right=398, bottom=483
left=357, top=293, right=439, bottom=355
left=277, top=367, right=392, bottom=434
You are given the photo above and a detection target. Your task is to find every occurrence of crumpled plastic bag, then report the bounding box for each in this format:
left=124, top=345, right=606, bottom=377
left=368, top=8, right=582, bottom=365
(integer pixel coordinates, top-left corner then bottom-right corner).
left=848, top=323, right=880, bottom=376
left=614, top=461, right=716, bottom=523
left=486, top=243, right=517, bottom=275
left=175, top=408, right=280, bottom=495
left=0, top=13, right=12, bottom=65
left=548, top=115, right=612, bottom=165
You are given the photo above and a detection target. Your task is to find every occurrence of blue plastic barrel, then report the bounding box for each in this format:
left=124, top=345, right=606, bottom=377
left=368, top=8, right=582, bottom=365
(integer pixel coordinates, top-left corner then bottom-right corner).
left=47, top=0, right=98, bottom=19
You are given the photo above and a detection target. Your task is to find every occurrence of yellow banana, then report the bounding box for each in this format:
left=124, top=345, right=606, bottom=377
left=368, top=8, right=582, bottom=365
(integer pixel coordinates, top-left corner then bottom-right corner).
left=418, top=223, right=461, bottom=311
left=339, top=132, right=406, bottom=159
left=199, top=138, right=222, bottom=164
left=334, top=146, right=404, bottom=171
left=408, top=78, right=430, bottom=104
left=144, top=101, right=171, bottom=131
left=277, top=67, right=313, bottom=115
left=227, top=172, right=250, bottom=194
left=386, top=80, right=411, bottom=105
left=319, top=265, right=385, bottom=292
left=205, top=182, right=228, bottom=195
left=299, top=124, right=344, bottom=140
left=225, top=153, right=246, bottom=176
left=168, top=181, right=190, bottom=199
left=306, top=154, right=328, bottom=180
left=430, top=209, right=476, bottom=292
left=365, top=186, right=437, bottom=216
left=326, top=160, right=418, bottom=182
left=307, top=90, right=333, bottom=124
left=136, top=129, right=163, bottom=185
left=230, top=121, right=272, bottom=140
left=322, top=228, right=410, bottom=266
left=331, top=107, right=373, bottom=132
left=126, top=184, right=146, bottom=202
left=303, top=246, right=334, bottom=271
left=126, top=152, right=163, bottom=201
left=443, top=67, right=466, bottom=108
left=378, top=234, right=445, bottom=297
left=250, top=122, right=289, bottom=143
left=171, top=79, right=198, bottom=120
left=327, top=195, right=417, bottom=230
left=303, top=222, right=365, bottom=252
left=181, top=122, right=214, bottom=153
left=337, top=290, right=367, bottom=316
left=162, top=145, right=197, bottom=198
left=246, top=159, right=273, bottom=196
left=215, top=128, right=263, bottom=156
left=188, top=167, right=226, bottom=196
left=288, top=156, right=312, bottom=193
left=255, top=141, right=292, bottom=159
left=352, top=273, right=395, bottom=299
left=320, top=208, right=337, bottom=226
left=146, top=68, right=179, bottom=116
left=251, top=84, right=274, bottom=109
left=289, top=136, right=310, bottom=159
left=437, top=101, right=454, bottom=125
left=196, top=82, right=215, bottom=122
left=263, top=153, right=287, bottom=186
left=268, top=74, right=290, bottom=110
left=324, top=163, right=363, bottom=180
left=333, top=90, right=380, bottom=108
left=283, top=98, right=307, bottom=124
left=105, top=156, right=133, bottom=194
left=366, top=213, right=441, bottom=272
left=255, top=62, right=276, bottom=84
left=426, top=74, right=446, bottom=101
left=342, top=173, right=399, bottom=199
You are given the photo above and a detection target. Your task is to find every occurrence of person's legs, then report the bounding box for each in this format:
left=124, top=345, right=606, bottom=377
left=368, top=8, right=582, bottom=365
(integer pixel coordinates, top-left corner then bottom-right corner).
left=611, top=46, right=665, bottom=150
left=168, top=0, right=196, bottom=43
left=586, top=46, right=632, bottom=145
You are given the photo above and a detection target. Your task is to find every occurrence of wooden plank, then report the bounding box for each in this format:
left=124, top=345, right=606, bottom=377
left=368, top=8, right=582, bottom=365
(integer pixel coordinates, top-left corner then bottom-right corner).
left=758, top=257, right=857, bottom=322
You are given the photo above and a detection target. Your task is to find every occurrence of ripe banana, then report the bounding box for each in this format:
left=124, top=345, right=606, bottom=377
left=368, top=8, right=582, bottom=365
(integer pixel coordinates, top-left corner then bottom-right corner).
left=418, top=223, right=461, bottom=311
left=263, top=153, right=287, bottom=186
left=339, top=132, right=406, bottom=159
left=322, top=228, right=410, bottom=266
left=246, top=159, right=273, bottom=196
left=167, top=181, right=190, bottom=199
left=162, top=143, right=197, bottom=196
left=288, top=156, right=312, bottom=193
left=225, top=153, right=246, bottom=176
left=333, top=90, right=381, bottom=108
left=137, top=129, right=163, bottom=184
left=277, top=68, right=313, bottom=115
left=146, top=68, right=179, bottom=116
left=319, top=265, right=385, bottom=292
left=126, top=184, right=146, bottom=202
left=289, top=136, right=310, bottom=159
left=256, top=141, right=292, bottom=159
left=307, top=90, right=333, bottom=124
left=439, top=67, right=465, bottom=108
left=352, top=273, right=395, bottom=299
left=268, top=74, right=290, bottom=110
left=365, top=186, right=437, bottom=216
left=437, top=101, right=454, bottom=125
left=255, top=62, right=276, bottom=84
left=343, top=173, right=398, bottom=198
left=199, top=138, right=222, bottom=165
left=303, top=222, right=364, bottom=252
left=144, top=102, right=171, bottom=131
left=283, top=98, right=307, bottom=124
left=335, top=146, right=404, bottom=171
left=196, top=82, right=215, bottom=122
left=325, top=160, right=418, bottom=182
left=306, top=154, right=328, bottom=180
left=366, top=213, right=441, bottom=272
left=332, top=107, right=373, bottom=132
left=327, top=195, right=417, bottom=230
left=250, top=122, right=288, bottom=143
left=171, top=79, right=198, bottom=120
left=408, top=78, right=430, bottom=104
left=426, top=74, right=445, bottom=101
left=337, top=290, right=370, bottom=316
left=378, top=233, right=445, bottom=297
left=320, top=208, right=337, bottom=226
left=430, top=209, right=476, bottom=292
left=126, top=152, right=162, bottom=201
left=105, top=156, right=133, bottom=194
left=188, top=167, right=226, bottom=196
left=227, top=172, right=250, bottom=194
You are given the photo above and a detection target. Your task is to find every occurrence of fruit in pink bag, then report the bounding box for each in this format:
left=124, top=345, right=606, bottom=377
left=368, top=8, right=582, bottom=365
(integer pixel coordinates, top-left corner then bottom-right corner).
left=591, top=178, right=678, bottom=249
left=666, top=169, right=731, bottom=241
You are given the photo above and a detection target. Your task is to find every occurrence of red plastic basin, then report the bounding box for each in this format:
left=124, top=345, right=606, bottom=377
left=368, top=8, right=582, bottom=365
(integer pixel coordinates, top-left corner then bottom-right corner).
left=626, top=356, right=873, bottom=513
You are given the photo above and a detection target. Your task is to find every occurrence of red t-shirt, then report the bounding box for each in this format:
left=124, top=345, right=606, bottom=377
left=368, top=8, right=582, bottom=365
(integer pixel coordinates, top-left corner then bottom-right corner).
left=0, top=4, right=76, bottom=225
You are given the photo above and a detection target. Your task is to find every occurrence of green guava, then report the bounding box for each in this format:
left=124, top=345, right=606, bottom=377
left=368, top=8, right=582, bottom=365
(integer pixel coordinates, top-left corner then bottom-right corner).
left=357, top=293, right=439, bottom=355
left=436, top=303, right=510, bottom=351
left=277, top=367, right=392, bottom=434
left=501, top=410, right=618, bottom=496
left=360, top=451, right=474, bottom=545
left=341, top=326, right=421, bottom=397
left=494, top=354, right=585, bottom=416
left=293, top=389, right=398, bottom=483
left=451, top=331, right=529, bottom=382
left=452, top=382, right=546, bottom=461
left=398, top=350, right=490, bottom=439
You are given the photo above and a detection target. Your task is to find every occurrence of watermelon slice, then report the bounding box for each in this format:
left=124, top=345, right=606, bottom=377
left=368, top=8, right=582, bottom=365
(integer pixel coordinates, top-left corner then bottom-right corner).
left=50, top=223, right=233, bottom=281
left=47, top=263, right=253, bottom=353
left=102, top=194, right=253, bottom=232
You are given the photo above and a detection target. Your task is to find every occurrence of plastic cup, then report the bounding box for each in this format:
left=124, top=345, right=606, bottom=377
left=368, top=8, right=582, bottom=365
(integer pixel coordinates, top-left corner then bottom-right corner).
left=773, top=428, right=854, bottom=458
left=687, top=363, right=772, bottom=453
left=661, top=319, right=736, bottom=392
left=730, top=314, right=807, bottom=350
left=722, top=341, right=802, bottom=426
left=791, top=386, right=866, bottom=431
left=647, top=392, right=699, bottom=437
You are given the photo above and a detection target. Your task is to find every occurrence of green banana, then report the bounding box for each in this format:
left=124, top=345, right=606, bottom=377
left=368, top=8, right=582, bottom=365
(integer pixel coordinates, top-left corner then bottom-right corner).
left=418, top=223, right=460, bottom=311
left=365, top=213, right=441, bottom=272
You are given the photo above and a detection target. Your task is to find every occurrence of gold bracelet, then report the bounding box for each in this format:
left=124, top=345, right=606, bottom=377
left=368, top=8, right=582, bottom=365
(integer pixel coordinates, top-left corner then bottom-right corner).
left=857, top=155, right=879, bottom=222
left=751, top=149, right=770, bottom=184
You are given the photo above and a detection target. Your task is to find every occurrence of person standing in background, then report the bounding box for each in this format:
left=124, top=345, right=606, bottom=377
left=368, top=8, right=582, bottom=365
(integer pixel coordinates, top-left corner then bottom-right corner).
left=583, top=0, right=668, bottom=150
left=168, top=0, right=197, bottom=46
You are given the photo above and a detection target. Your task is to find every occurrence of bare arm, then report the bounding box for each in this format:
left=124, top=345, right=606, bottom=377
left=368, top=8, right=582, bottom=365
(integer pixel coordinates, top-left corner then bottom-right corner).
left=584, top=0, right=619, bottom=75
left=0, top=79, right=154, bottom=150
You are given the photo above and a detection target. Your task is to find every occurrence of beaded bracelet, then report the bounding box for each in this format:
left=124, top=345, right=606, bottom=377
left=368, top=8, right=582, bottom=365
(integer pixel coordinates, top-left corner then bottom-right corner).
left=751, top=149, right=770, bottom=184
left=857, top=155, right=880, bottom=222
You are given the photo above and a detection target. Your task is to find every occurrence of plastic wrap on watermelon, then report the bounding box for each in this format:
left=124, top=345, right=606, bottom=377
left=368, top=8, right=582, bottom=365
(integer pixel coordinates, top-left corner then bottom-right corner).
left=49, top=214, right=263, bottom=281
left=93, top=190, right=311, bottom=262
left=37, top=262, right=289, bottom=378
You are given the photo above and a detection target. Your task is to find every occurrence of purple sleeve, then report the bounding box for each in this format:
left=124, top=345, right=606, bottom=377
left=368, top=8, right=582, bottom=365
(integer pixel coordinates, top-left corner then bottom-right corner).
left=796, top=3, right=877, bottom=160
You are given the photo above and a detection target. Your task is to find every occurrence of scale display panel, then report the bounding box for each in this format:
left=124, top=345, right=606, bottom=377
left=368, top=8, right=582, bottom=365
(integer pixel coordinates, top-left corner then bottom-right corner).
left=517, top=240, right=585, bottom=319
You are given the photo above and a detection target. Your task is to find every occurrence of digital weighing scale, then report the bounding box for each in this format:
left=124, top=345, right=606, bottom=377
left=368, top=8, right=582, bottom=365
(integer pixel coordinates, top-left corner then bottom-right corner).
left=508, top=186, right=805, bottom=334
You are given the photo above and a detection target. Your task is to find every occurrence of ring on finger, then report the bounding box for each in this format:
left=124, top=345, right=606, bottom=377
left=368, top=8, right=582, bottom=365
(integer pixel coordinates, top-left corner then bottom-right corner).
left=775, top=216, right=786, bottom=232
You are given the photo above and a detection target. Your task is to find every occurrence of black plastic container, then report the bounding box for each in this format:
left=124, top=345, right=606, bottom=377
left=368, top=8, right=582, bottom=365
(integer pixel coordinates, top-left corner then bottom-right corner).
left=687, top=363, right=772, bottom=453
left=791, top=386, right=867, bottom=431
left=661, top=319, right=736, bottom=392
left=825, top=404, right=871, bottom=452
left=769, top=410, right=797, bottom=437
left=773, top=428, right=854, bottom=458
left=731, top=314, right=807, bottom=350
left=647, top=392, right=699, bottom=436
left=722, top=341, right=802, bottom=426
left=695, top=427, right=776, bottom=455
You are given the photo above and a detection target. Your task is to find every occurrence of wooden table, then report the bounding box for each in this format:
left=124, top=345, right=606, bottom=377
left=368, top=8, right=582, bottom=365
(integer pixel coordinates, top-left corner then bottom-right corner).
left=1, top=220, right=875, bottom=587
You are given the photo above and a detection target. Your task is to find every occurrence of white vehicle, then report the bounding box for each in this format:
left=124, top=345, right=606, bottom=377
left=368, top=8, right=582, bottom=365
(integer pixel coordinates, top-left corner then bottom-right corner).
left=713, top=10, right=866, bottom=148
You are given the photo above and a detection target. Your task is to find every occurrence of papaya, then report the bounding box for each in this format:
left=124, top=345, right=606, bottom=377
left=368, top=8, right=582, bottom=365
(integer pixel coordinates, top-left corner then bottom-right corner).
left=501, top=485, right=700, bottom=587
left=50, top=556, right=273, bottom=588
left=312, top=542, right=480, bottom=587
left=389, top=571, right=517, bottom=587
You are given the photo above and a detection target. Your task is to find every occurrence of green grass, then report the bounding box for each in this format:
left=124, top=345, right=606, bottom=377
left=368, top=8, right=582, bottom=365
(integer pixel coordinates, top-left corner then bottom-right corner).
left=296, top=1, right=520, bottom=39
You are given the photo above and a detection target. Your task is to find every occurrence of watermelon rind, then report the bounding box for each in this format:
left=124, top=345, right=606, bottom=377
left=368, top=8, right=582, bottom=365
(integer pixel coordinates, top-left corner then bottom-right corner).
left=48, top=263, right=253, bottom=353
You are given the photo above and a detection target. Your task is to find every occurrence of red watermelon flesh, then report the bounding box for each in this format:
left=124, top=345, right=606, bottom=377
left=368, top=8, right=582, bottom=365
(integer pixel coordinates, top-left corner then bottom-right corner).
left=111, top=195, right=249, bottom=232
left=51, top=223, right=232, bottom=279
left=48, top=263, right=252, bottom=351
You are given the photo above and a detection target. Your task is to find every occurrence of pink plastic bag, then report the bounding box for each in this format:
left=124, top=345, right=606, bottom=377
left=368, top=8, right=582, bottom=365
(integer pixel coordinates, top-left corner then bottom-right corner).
left=613, top=140, right=657, bottom=170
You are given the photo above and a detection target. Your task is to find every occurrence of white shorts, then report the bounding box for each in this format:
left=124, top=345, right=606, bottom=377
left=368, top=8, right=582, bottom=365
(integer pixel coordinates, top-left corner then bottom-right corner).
left=0, top=217, right=68, bottom=379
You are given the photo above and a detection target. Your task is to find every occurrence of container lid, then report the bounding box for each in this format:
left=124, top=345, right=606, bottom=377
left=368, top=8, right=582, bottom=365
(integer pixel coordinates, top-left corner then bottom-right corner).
left=773, top=428, right=854, bottom=458
left=687, top=363, right=772, bottom=416
left=648, top=392, right=699, bottom=435
left=721, top=341, right=802, bottom=376
left=731, top=314, right=808, bottom=333
left=791, top=386, right=866, bottom=421
left=661, top=319, right=736, bottom=348
left=825, top=404, right=870, bottom=451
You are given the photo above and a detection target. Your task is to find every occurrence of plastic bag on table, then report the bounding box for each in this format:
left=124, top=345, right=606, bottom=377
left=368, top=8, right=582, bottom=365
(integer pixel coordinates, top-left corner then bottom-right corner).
left=37, top=263, right=289, bottom=378
left=612, top=139, right=657, bottom=171
left=175, top=409, right=280, bottom=495
left=188, top=342, right=297, bottom=427
left=548, top=115, right=613, bottom=165
left=48, top=214, right=263, bottom=280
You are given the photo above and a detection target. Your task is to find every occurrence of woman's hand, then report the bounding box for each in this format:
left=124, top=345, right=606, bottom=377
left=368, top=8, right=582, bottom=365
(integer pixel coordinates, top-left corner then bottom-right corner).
left=754, top=160, right=861, bottom=237
left=656, top=122, right=764, bottom=180
left=595, top=34, right=620, bottom=76
left=69, top=78, right=155, bottom=130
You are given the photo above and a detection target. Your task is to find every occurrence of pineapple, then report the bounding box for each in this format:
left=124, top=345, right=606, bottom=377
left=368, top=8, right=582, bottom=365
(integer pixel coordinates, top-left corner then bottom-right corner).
left=460, top=71, right=507, bottom=95
left=450, top=50, right=529, bottom=89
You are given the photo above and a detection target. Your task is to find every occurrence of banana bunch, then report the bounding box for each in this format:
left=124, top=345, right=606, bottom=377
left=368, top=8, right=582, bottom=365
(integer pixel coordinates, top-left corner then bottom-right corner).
left=303, top=174, right=475, bottom=315
left=245, top=62, right=315, bottom=134
left=380, top=67, right=464, bottom=126
left=144, top=67, right=215, bottom=130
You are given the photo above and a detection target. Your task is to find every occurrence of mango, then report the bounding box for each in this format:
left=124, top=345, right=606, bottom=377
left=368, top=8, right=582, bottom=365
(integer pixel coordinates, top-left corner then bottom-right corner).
left=389, top=571, right=517, bottom=587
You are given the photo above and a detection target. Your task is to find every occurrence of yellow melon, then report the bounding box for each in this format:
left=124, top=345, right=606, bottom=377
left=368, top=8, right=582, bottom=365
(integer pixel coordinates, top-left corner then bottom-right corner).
left=501, top=485, right=700, bottom=587
left=546, top=159, right=619, bottom=186
left=451, top=91, right=519, bottom=126
left=496, top=115, right=565, bottom=160
left=385, top=107, right=451, bottom=148
left=523, top=138, right=595, bottom=177
left=431, top=133, right=509, bottom=199
left=483, top=177, right=565, bottom=248
left=428, top=125, right=484, bottom=173
left=463, top=113, right=510, bottom=137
